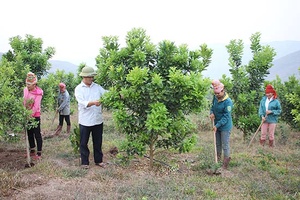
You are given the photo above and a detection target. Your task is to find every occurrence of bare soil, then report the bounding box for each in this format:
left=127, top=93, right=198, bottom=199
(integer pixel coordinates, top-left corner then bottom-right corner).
left=0, top=148, right=26, bottom=171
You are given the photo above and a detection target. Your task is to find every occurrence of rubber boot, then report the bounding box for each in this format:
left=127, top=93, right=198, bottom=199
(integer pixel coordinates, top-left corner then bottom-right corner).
left=269, top=140, right=274, bottom=147
left=260, top=139, right=266, bottom=146
left=54, top=125, right=63, bottom=136
left=67, top=125, right=71, bottom=134
left=222, top=157, right=231, bottom=170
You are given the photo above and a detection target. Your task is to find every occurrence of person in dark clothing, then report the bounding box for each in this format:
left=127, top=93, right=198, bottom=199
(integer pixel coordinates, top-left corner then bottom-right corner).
left=54, top=82, right=71, bottom=136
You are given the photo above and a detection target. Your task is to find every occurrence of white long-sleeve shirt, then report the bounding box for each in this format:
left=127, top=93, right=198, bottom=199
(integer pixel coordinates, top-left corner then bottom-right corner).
left=74, top=81, right=107, bottom=126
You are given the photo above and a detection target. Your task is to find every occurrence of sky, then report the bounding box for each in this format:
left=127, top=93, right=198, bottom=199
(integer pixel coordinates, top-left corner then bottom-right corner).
left=1, top=0, right=299, bottom=67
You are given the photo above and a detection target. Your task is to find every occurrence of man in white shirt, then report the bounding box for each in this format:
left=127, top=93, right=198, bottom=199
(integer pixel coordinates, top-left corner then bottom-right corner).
left=74, top=66, right=107, bottom=169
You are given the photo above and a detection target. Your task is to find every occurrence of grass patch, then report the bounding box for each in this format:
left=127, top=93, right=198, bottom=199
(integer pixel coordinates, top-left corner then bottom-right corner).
left=0, top=110, right=299, bottom=199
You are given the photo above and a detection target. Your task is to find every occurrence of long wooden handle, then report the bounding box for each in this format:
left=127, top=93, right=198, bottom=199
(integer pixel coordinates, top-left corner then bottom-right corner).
left=213, top=130, right=218, bottom=163
left=25, top=126, right=31, bottom=166
left=247, top=120, right=264, bottom=148
left=51, top=110, right=58, bottom=126
left=212, top=120, right=218, bottom=163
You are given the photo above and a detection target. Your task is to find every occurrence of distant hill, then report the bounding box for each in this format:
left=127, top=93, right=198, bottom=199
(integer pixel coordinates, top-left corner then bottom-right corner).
left=203, top=40, right=300, bottom=80
left=48, top=60, right=78, bottom=74
left=0, top=53, right=78, bottom=75
left=266, top=50, right=300, bottom=81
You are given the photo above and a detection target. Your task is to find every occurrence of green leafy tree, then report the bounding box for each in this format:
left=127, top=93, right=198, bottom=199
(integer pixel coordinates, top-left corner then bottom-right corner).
left=0, top=59, right=31, bottom=140
left=226, top=32, right=276, bottom=140
left=287, top=81, right=300, bottom=128
left=96, top=28, right=211, bottom=168
left=0, top=34, right=55, bottom=140
left=2, top=34, right=55, bottom=89
left=271, top=73, right=300, bottom=129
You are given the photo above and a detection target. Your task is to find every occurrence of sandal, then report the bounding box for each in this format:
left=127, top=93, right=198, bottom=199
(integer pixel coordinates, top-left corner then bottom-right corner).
left=95, top=162, right=107, bottom=168
left=81, top=165, right=89, bottom=169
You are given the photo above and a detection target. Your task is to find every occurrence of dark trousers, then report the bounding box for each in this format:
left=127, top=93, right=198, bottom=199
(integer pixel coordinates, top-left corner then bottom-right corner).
left=59, top=115, right=71, bottom=126
left=27, top=117, right=42, bottom=154
left=79, top=123, right=103, bottom=165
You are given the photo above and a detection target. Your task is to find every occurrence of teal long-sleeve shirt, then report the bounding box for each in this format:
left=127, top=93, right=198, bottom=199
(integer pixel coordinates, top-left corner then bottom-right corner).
left=258, top=96, right=281, bottom=123
left=210, top=93, right=233, bottom=131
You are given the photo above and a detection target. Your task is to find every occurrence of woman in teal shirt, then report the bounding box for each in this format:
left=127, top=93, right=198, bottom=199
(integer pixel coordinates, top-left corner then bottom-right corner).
left=258, top=84, right=281, bottom=147
left=210, top=80, right=233, bottom=170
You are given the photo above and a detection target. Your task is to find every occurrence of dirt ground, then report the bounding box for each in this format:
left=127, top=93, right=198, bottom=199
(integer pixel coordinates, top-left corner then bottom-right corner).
left=0, top=132, right=197, bottom=200
left=0, top=147, right=27, bottom=171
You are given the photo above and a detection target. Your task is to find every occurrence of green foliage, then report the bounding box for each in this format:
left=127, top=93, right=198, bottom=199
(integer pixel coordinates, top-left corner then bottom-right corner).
left=247, top=32, right=276, bottom=103
left=285, top=71, right=300, bottom=128
left=97, top=27, right=211, bottom=167
left=2, top=34, right=55, bottom=80
left=69, top=125, right=80, bottom=155
left=270, top=75, right=300, bottom=129
left=0, top=60, right=31, bottom=140
left=38, top=70, right=78, bottom=111
left=276, top=123, right=291, bottom=145
left=257, top=149, right=277, bottom=171
left=226, top=32, right=276, bottom=139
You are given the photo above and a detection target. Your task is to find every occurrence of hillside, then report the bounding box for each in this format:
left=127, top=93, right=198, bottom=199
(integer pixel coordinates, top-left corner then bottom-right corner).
left=267, top=50, right=300, bottom=81
left=203, top=41, right=300, bottom=80
left=48, top=60, right=78, bottom=74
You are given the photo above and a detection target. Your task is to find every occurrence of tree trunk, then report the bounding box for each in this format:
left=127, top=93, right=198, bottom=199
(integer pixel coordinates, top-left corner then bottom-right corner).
left=149, top=141, right=154, bottom=169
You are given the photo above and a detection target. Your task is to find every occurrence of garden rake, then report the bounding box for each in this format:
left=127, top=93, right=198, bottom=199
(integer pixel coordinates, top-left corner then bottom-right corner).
left=247, top=116, right=266, bottom=148
left=206, top=120, right=221, bottom=175
left=51, top=110, right=58, bottom=128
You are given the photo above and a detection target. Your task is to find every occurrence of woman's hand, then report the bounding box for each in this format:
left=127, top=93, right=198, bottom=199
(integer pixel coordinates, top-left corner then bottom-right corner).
left=266, top=110, right=272, bottom=115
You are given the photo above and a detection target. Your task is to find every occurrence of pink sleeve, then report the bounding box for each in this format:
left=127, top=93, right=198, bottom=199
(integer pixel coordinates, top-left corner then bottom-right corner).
left=23, top=87, right=28, bottom=106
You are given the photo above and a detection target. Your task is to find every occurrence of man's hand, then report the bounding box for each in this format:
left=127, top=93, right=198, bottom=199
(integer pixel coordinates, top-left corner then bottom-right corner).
left=94, top=100, right=101, bottom=106
left=88, top=100, right=101, bottom=107
left=210, top=113, right=215, bottom=121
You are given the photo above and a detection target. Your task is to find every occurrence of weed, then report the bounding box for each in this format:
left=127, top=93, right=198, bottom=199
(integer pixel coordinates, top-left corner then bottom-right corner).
left=69, top=125, right=80, bottom=154
left=203, top=188, right=217, bottom=198
left=257, top=149, right=276, bottom=171
left=0, top=170, right=22, bottom=196
left=277, top=123, right=290, bottom=145
left=63, top=168, right=88, bottom=178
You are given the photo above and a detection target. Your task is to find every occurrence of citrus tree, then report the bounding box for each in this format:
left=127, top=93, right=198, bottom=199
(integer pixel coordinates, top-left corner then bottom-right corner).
left=0, top=59, right=31, bottom=140
left=226, top=32, right=276, bottom=140
left=1, top=34, right=55, bottom=98
left=271, top=73, right=300, bottom=130
left=96, top=28, right=212, bottom=168
left=0, top=34, right=55, bottom=140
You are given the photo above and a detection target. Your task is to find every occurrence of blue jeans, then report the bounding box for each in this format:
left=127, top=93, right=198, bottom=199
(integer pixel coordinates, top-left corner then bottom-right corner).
left=79, top=123, right=103, bottom=165
left=215, top=130, right=231, bottom=158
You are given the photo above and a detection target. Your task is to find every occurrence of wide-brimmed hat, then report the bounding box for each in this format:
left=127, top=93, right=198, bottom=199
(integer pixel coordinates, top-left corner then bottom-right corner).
left=79, top=66, right=97, bottom=77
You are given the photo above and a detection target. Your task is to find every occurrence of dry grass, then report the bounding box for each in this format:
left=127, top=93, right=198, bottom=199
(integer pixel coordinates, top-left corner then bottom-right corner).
left=0, top=106, right=299, bottom=200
